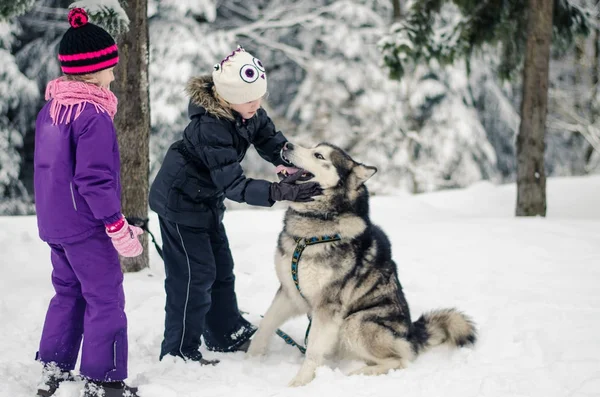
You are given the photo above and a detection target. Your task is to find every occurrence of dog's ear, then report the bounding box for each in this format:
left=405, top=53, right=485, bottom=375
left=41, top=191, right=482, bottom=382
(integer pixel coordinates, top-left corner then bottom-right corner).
left=352, top=164, right=377, bottom=187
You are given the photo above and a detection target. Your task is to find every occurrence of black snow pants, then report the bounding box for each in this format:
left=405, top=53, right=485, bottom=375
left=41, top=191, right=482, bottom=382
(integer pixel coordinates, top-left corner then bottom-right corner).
left=158, top=214, right=256, bottom=360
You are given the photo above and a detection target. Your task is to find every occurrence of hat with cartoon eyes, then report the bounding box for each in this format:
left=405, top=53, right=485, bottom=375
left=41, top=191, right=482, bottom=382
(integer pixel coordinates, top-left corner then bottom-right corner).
left=212, top=46, right=267, bottom=105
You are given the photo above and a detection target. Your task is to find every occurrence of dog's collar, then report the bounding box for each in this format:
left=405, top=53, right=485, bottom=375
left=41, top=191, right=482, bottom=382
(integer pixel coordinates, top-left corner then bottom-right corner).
left=294, top=234, right=342, bottom=247
left=289, top=208, right=339, bottom=221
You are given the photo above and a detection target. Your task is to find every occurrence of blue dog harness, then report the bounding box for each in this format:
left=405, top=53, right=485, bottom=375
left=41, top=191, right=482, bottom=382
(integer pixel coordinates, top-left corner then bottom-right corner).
left=245, top=233, right=343, bottom=355
left=291, top=234, right=342, bottom=299
left=276, top=234, right=342, bottom=354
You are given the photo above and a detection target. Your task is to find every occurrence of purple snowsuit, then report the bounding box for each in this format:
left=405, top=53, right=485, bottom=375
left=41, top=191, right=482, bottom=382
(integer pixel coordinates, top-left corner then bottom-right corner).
left=34, top=100, right=128, bottom=381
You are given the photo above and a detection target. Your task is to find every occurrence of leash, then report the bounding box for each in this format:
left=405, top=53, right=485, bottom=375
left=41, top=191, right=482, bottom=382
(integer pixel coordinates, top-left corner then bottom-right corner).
left=128, top=216, right=341, bottom=355
left=291, top=234, right=342, bottom=350
left=239, top=310, right=308, bottom=354
left=126, top=217, right=164, bottom=260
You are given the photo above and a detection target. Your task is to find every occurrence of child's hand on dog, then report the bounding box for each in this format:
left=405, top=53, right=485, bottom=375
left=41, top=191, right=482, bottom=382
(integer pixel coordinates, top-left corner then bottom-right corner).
left=270, top=172, right=323, bottom=202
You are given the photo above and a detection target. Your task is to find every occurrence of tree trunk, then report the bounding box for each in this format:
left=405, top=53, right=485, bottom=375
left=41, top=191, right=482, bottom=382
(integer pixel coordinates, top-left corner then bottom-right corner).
left=585, top=11, right=599, bottom=166
left=574, top=36, right=585, bottom=112
left=391, top=0, right=402, bottom=22
left=515, top=0, right=553, bottom=217
left=113, top=0, right=150, bottom=272
left=591, top=7, right=599, bottom=121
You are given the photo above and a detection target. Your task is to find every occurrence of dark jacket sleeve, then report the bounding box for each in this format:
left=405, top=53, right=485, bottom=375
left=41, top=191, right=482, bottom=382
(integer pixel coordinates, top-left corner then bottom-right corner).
left=252, top=108, right=288, bottom=166
left=193, top=121, right=274, bottom=207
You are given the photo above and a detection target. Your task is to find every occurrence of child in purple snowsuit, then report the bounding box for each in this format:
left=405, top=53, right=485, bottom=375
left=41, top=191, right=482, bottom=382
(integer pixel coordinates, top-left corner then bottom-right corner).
left=34, top=8, right=143, bottom=397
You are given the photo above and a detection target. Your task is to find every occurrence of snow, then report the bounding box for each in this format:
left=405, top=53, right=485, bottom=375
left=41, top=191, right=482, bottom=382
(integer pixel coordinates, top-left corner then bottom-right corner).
left=69, top=0, right=130, bottom=36
left=69, top=0, right=129, bottom=25
left=1, top=175, right=600, bottom=396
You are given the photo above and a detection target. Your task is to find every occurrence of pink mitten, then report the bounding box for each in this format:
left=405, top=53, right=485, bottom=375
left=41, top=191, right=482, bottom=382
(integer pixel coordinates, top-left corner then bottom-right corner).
left=106, top=217, right=143, bottom=257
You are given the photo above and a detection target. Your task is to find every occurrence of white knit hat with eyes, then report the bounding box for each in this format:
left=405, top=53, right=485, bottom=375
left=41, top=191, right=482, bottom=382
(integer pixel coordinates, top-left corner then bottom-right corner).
left=212, top=46, right=267, bottom=105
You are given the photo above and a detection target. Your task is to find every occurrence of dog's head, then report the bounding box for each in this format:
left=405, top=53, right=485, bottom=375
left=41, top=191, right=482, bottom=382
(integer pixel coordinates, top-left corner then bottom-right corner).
left=276, top=143, right=377, bottom=192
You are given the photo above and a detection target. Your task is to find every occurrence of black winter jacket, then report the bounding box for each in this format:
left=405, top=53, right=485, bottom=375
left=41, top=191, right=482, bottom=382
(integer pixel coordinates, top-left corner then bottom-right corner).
left=149, top=76, right=288, bottom=228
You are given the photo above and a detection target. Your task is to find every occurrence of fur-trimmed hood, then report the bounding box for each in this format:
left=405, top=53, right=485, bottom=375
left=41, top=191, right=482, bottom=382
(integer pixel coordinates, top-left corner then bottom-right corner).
left=185, top=75, right=234, bottom=120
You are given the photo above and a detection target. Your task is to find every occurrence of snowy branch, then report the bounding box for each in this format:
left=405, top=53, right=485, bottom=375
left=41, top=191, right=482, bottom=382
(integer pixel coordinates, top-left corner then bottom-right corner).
left=230, top=3, right=339, bottom=35
left=220, top=2, right=262, bottom=20
left=565, top=0, right=600, bottom=19
left=548, top=89, right=600, bottom=155
left=18, top=17, right=69, bottom=30
left=229, top=1, right=385, bottom=71
left=241, top=31, right=312, bottom=70
left=550, top=117, right=600, bottom=154
left=69, top=0, right=130, bottom=36
left=31, top=5, right=69, bottom=16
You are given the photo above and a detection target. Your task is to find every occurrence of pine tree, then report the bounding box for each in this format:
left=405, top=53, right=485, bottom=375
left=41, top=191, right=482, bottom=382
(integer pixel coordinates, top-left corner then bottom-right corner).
left=380, top=0, right=591, bottom=81
left=0, top=0, right=42, bottom=217
left=0, top=0, right=35, bottom=19
left=69, top=0, right=129, bottom=35
left=587, top=4, right=600, bottom=170
left=0, top=19, right=38, bottom=215
left=380, top=0, right=594, bottom=215
left=147, top=0, right=227, bottom=181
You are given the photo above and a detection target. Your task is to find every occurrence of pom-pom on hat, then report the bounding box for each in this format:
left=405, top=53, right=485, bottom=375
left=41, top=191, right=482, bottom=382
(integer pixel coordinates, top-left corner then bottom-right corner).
left=212, top=46, right=267, bottom=104
left=58, top=8, right=119, bottom=75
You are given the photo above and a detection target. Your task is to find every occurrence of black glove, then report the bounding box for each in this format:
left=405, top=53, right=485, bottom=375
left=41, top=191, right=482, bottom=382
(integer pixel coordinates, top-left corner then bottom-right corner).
left=270, top=171, right=322, bottom=203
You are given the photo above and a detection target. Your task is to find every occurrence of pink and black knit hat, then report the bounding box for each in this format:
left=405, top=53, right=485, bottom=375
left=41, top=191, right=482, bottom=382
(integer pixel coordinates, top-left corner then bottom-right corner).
left=58, top=8, right=119, bottom=75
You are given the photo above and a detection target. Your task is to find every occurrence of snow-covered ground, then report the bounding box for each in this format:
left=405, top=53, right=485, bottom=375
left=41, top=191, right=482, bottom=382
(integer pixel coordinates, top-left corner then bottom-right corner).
left=1, top=176, right=600, bottom=397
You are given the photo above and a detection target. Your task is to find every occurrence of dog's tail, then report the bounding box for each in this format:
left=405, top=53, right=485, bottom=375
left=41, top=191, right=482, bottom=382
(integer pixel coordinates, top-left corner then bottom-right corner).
left=408, top=308, right=477, bottom=354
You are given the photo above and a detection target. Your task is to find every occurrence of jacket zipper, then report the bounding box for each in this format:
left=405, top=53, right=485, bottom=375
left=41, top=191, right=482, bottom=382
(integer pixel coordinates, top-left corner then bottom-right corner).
left=70, top=182, right=78, bottom=211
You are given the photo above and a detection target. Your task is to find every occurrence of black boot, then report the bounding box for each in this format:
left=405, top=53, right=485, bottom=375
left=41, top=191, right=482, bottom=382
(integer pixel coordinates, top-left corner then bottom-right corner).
left=36, top=363, right=74, bottom=397
left=235, top=339, right=252, bottom=352
left=205, top=322, right=257, bottom=353
left=83, top=380, right=138, bottom=397
left=163, top=349, right=220, bottom=366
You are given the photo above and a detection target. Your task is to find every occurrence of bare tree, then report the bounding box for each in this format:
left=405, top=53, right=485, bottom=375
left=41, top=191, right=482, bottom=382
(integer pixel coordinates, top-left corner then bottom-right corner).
left=113, top=0, right=150, bottom=272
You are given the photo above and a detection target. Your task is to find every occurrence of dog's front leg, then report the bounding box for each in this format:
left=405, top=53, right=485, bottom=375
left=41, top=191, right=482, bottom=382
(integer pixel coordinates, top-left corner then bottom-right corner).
left=288, top=310, right=341, bottom=387
left=247, top=287, right=303, bottom=357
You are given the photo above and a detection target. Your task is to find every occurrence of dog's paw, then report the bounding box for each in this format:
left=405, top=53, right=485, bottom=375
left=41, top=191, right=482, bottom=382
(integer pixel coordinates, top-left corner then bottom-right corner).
left=245, top=340, right=268, bottom=357
left=287, top=371, right=315, bottom=387
left=349, top=366, right=384, bottom=376
left=348, top=361, right=405, bottom=376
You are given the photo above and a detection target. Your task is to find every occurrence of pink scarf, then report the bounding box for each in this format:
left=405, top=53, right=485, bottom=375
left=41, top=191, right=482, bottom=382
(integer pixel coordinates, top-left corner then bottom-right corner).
left=45, top=77, right=118, bottom=125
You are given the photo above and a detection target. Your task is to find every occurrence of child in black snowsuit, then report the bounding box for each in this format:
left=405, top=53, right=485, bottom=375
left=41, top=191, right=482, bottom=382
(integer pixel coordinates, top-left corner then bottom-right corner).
left=149, top=46, right=321, bottom=363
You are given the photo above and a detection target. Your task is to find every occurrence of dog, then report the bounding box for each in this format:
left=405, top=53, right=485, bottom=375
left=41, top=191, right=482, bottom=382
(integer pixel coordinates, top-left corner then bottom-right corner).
left=246, top=143, right=477, bottom=387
